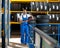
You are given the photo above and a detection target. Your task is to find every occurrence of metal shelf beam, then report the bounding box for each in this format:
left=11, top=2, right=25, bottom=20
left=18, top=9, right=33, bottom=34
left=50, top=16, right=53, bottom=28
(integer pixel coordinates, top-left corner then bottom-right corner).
left=10, top=0, right=60, bottom=2
left=10, top=0, right=47, bottom=2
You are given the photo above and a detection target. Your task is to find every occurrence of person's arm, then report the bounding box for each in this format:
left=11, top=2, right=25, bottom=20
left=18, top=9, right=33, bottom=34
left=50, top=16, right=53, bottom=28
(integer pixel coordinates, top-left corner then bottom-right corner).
left=28, top=14, right=35, bottom=22
left=29, top=13, right=35, bottom=19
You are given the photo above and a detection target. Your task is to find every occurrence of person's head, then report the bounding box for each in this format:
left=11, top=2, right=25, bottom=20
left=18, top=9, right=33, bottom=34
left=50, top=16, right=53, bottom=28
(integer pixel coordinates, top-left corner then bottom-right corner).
left=23, top=8, right=27, bottom=14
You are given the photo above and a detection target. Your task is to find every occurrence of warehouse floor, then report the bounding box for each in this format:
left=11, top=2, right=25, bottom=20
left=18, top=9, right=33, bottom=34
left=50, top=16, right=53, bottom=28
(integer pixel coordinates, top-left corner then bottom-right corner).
left=9, top=38, right=28, bottom=48
left=9, top=38, right=21, bottom=43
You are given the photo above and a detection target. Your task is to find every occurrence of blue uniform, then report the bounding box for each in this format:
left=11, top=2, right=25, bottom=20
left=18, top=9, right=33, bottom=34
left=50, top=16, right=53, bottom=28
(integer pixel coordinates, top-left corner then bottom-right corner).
left=21, top=15, right=29, bottom=44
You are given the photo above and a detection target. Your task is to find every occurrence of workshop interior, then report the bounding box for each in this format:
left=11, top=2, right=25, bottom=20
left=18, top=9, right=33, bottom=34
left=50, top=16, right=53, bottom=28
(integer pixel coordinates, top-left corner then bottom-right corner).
left=0, top=0, right=60, bottom=48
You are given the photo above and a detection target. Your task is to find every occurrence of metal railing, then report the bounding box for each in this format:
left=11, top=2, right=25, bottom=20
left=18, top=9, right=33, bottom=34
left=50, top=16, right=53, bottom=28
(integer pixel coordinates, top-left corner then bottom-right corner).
left=29, top=25, right=60, bottom=48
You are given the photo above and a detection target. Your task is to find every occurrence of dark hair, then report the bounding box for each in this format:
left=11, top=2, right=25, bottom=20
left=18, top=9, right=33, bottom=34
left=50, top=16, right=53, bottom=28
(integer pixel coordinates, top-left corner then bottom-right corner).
left=22, top=8, right=27, bottom=10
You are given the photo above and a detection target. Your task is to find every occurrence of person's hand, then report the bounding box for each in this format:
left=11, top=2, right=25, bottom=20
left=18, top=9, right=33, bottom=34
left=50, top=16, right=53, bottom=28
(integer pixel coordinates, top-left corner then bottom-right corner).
left=21, top=20, right=28, bottom=23
left=26, top=20, right=28, bottom=22
left=28, top=17, right=32, bottom=22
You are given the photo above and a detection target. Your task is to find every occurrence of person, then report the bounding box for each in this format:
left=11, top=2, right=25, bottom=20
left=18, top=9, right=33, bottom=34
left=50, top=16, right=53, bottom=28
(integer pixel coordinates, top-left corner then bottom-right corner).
left=17, top=8, right=34, bottom=45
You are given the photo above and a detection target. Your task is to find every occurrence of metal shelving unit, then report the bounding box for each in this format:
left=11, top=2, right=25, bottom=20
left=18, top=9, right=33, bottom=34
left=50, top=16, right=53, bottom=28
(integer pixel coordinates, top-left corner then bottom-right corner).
left=10, top=0, right=47, bottom=2
left=10, top=0, right=60, bottom=48
left=2, top=0, right=60, bottom=48
left=0, top=0, right=2, bottom=48
left=2, top=0, right=10, bottom=48
left=10, top=0, right=60, bottom=2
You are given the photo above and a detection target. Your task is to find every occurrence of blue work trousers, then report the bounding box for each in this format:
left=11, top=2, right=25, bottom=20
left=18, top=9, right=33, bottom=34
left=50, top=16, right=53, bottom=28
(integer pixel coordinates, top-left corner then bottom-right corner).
left=20, top=23, right=30, bottom=44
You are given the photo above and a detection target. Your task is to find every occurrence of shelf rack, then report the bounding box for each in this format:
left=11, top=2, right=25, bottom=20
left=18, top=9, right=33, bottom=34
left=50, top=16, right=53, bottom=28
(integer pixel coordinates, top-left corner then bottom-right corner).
left=10, top=11, right=60, bottom=14
left=9, top=0, right=60, bottom=47
left=10, top=0, right=47, bottom=2
left=10, top=0, right=60, bottom=2
left=10, top=22, right=60, bottom=24
left=10, top=11, right=47, bottom=14
left=10, top=22, right=21, bottom=24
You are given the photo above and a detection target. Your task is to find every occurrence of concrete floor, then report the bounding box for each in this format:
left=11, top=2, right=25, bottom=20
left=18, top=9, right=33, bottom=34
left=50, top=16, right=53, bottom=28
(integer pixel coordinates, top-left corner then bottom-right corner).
left=9, top=38, right=21, bottom=43
left=0, top=38, right=28, bottom=48
left=9, top=38, right=28, bottom=48
left=0, top=37, right=28, bottom=48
